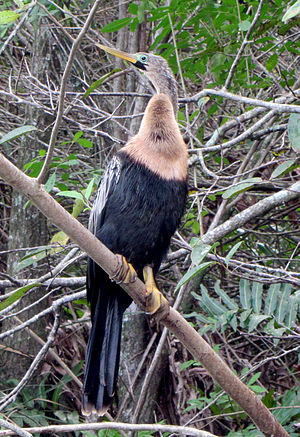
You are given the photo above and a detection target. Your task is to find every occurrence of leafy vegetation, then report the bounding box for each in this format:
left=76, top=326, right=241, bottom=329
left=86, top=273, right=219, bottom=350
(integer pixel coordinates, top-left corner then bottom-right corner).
left=0, top=0, right=299, bottom=436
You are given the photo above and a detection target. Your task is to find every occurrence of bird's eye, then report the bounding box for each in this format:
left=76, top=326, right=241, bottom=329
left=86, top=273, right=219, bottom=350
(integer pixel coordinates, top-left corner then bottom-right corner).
left=138, top=54, right=148, bottom=63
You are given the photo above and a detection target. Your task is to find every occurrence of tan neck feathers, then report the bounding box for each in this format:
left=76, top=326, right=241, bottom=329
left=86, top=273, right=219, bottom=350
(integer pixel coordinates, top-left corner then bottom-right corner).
left=121, top=94, right=187, bottom=181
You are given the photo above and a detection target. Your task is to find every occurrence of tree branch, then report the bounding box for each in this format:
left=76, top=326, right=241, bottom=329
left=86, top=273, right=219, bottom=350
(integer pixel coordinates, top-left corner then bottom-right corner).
left=0, top=421, right=217, bottom=437
left=0, top=152, right=290, bottom=437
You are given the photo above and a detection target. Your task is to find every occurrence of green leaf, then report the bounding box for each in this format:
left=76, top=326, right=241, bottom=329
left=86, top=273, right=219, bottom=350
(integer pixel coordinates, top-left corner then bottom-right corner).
left=0, top=10, right=20, bottom=25
left=282, top=0, right=300, bottom=23
left=175, top=262, right=213, bottom=291
left=248, top=314, right=269, bottom=332
left=191, top=243, right=212, bottom=265
left=214, top=280, right=238, bottom=310
left=275, top=283, right=292, bottom=323
left=252, top=281, right=263, bottom=313
left=44, top=173, right=56, bottom=193
left=0, top=283, right=41, bottom=311
left=0, top=125, right=37, bottom=144
left=239, top=20, right=251, bottom=31
left=222, top=178, right=262, bottom=199
left=225, top=241, right=243, bottom=266
left=239, top=279, right=251, bottom=310
left=285, top=291, right=299, bottom=327
left=101, top=17, right=132, bottom=33
left=72, top=131, right=83, bottom=141
left=264, top=283, right=280, bottom=315
left=77, top=138, right=93, bottom=148
left=287, top=113, right=300, bottom=153
left=56, top=191, right=84, bottom=201
left=270, top=159, right=298, bottom=179
left=201, top=284, right=227, bottom=315
left=84, top=177, right=95, bottom=201
left=82, top=70, right=121, bottom=99
left=266, top=53, right=278, bottom=72
left=248, top=372, right=262, bottom=385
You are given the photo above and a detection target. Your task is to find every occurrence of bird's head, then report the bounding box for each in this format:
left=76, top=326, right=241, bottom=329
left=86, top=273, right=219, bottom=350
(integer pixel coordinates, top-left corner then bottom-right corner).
left=96, top=44, right=178, bottom=114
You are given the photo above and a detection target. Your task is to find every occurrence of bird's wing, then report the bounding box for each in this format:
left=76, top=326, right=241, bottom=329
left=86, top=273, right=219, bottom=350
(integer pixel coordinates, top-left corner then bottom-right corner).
left=88, top=155, right=122, bottom=235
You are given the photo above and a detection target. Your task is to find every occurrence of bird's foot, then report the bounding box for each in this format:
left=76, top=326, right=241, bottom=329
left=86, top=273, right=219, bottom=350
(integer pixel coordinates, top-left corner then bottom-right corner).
left=143, top=265, right=169, bottom=320
left=110, top=254, right=137, bottom=285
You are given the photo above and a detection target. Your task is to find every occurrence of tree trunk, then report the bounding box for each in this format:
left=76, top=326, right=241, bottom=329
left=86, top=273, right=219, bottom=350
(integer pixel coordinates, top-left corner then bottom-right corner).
left=1, top=17, right=59, bottom=384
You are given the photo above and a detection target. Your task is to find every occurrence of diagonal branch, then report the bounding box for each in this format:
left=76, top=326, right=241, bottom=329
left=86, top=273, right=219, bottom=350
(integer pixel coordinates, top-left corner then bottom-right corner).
left=0, top=151, right=290, bottom=437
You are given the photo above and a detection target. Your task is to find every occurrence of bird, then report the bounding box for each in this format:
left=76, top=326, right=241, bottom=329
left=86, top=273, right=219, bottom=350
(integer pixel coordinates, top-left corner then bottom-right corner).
left=82, top=44, right=188, bottom=416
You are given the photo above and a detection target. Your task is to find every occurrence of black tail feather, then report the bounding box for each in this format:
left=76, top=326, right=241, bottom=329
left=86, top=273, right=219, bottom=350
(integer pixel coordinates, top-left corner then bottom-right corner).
left=82, top=277, right=129, bottom=416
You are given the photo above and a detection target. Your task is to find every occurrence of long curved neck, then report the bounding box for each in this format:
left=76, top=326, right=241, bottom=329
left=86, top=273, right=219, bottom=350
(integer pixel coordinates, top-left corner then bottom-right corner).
left=145, top=69, right=178, bottom=117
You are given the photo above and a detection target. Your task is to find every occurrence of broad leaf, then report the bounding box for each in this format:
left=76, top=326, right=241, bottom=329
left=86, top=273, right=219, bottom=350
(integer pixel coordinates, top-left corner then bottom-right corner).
left=275, top=283, right=292, bottom=323
left=101, top=17, right=132, bottom=33
left=248, top=314, right=269, bottom=332
left=191, top=243, right=212, bottom=265
left=282, top=0, right=300, bottom=23
left=239, top=279, right=251, bottom=310
left=222, top=178, right=262, bottom=199
left=0, top=283, right=41, bottom=311
left=287, top=113, right=300, bottom=153
left=175, top=262, right=213, bottom=291
left=225, top=241, right=243, bottom=266
left=0, top=125, right=37, bottom=144
left=285, top=291, right=300, bottom=327
left=56, top=191, right=84, bottom=201
left=214, top=280, right=238, bottom=310
left=264, top=283, right=280, bottom=315
left=252, top=281, right=263, bottom=313
left=83, top=70, right=121, bottom=99
left=0, top=10, right=20, bottom=25
left=270, top=159, right=298, bottom=179
left=201, top=284, right=227, bottom=315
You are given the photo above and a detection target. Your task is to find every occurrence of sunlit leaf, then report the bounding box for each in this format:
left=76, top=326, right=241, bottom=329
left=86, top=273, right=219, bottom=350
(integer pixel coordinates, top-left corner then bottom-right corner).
left=282, top=0, right=300, bottom=22
left=191, top=243, right=212, bottom=265
left=248, top=314, right=269, bottom=332
left=44, top=173, right=56, bottom=193
left=0, top=125, right=37, bottom=144
left=239, top=20, right=251, bottom=31
left=287, top=113, right=300, bottom=153
left=270, top=159, right=297, bottom=179
left=56, top=191, right=84, bottom=201
left=222, top=178, right=262, bottom=199
left=0, top=283, right=41, bottom=311
left=0, top=10, right=20, bottom=25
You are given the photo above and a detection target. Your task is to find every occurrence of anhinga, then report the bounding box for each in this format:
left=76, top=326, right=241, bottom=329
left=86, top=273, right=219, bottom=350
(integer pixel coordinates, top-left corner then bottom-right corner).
left=82, top=44, right=188, bottom=416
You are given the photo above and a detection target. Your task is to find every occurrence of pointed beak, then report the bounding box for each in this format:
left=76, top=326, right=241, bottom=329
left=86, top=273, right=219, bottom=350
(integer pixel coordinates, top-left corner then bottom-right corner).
left=96, top=43, right=138, bottom=65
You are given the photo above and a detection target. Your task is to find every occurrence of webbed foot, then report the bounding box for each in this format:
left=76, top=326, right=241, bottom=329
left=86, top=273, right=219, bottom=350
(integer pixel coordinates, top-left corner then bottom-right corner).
left=110, top=254, right=137, bottom=285
left=143, top=265, right=169, bottom=320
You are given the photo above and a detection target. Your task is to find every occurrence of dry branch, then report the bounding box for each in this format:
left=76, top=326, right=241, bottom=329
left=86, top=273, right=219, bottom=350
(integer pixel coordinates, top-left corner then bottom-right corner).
left=0, top=149, right=292, bottom=437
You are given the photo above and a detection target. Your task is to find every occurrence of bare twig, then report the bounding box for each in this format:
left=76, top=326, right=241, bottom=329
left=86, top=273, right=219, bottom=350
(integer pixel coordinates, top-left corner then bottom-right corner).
left=0, top=421, right=217, bottom=437
left=224, top=0, right=265, bottom=89
left=0, top=418, right=32, bottom=437
left=36, top=0, right=102, bottom=183
left=0, top=311, right=61, bottom=410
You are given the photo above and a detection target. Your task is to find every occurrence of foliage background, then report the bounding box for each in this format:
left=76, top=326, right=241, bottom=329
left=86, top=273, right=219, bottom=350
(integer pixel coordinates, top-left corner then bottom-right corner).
left=0, top=0, right=299, bottom=436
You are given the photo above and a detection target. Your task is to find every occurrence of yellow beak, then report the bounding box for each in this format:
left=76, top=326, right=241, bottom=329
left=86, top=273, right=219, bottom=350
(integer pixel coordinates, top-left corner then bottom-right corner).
left=96, top=43, right=137, bottom=65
